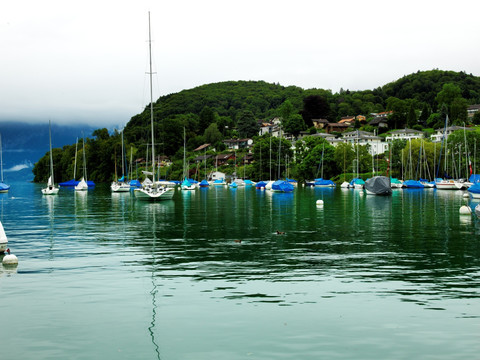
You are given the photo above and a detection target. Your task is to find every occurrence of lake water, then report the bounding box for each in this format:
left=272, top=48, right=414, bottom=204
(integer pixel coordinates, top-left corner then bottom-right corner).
left=1, top=182, right=479, bottom=359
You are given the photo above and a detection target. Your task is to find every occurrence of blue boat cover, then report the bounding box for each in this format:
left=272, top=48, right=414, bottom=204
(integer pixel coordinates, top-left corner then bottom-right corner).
left=129, top=179, right=141, bottom=188
left=286, top=178, right=297, bottom=183
left=272, top=180, right=294, bottom=192
left=350, top=178, right=365, bottom=186
left=199, top=179, right=209, bottom=187
left=255, top=181, right=267, bottom=188
left=0, top=182, right=10, bottom=191
left=59, top=179, right=95, bottom=187
left=403, top=180, right=424, bottom=188
left=469, top=174, right=480, bottom=183
left=244, top=179, right=254, bottom=186
left=468, top=183, right=480, bottom=194
left=314, top=178, right=335, bottom=186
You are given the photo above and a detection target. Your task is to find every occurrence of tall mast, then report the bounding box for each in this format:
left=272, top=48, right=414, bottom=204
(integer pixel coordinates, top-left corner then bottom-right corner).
left=148, top=11, right=155, bottom=184
left=74, top=137, right=78, bottom=180
left=49, top=120, right=54, bottom=184
left=0, top=133, right=3, bottom=183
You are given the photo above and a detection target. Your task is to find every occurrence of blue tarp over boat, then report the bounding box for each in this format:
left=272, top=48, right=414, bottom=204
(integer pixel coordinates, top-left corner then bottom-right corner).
left=469, top=174, right=480, bottom=183
left=0, top=182, right=10, bottom=192
left=129, top=179, right=141, bottom=188
left=314, top=178, right=335, bottom=186
left=403, top=179, right=424, bottom=188
left=255, top=181, right=267, bottom=188
left=59, top=179, right=95, bottom=187
left=199, top=179, right=210, bottom=187
left=272, top=180, right=294, bottom=192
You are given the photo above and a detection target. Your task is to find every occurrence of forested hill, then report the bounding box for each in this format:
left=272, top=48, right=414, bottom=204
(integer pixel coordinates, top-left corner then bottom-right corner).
left=123, top=70, right=480, bottom=153
left=33, top=69, right=480, bottom=184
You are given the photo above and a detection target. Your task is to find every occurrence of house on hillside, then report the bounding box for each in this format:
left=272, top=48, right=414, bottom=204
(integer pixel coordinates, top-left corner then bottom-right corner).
left=430, top=126, right=475, bottom=142
left=325, top=122, right=350, bottom=134
left=339, top=116, right=355, bottom=126
left=342, top=130, right=388, bottom=156
left=468, top=104, right=480, bottom=118
left=216, top=153, right=235, bottom=166
left=385, top=128, right=424, bottom=142
left=223, top=138, right=253, bottom=150
left=312, top=118, right=329, bottom=129
left=368, top=116, right=389, bottom=129
left=194, top=143, right=211, bottom=152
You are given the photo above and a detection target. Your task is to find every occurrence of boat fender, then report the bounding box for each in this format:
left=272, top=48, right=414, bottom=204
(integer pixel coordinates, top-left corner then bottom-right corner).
left=2, top=248, right=18, bottom=266
left=459, top=205, right=472, bottom=215
left=316, top=200, right=324, bottom=206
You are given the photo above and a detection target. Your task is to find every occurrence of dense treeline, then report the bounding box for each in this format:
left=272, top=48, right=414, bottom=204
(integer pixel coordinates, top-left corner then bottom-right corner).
left=33, top=70, right=480, bottom=184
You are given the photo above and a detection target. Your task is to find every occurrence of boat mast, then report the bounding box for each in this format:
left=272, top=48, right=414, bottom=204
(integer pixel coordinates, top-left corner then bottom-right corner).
left=0, top=133, right=3, bottom=183
left=49, top=120, right=54, bottom=184
left=148, top=11, right=155, bottom=185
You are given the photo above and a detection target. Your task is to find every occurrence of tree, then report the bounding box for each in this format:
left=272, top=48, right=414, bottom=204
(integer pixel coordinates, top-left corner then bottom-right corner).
left=199, top=106, right=216, bottom=133
left=407, top=103, right=417, bottom=128
left=204, top=123, right=223, bottom=144
left=301, top=95, right=330, bottom=127
left=236, top=110, right=258, bottom=138
left=283, top=114, right=306, bottom=137
left=418, top=103, right=431, bottom=126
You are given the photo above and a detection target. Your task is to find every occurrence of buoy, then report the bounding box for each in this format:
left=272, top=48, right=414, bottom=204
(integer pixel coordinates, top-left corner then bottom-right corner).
left=316, top=199, right=324, bottom=206
left=463, top=193, right=469, bottom=198
left=2, top=248, right=18, bottom=266
left=459, top=205, right=472, bottom=215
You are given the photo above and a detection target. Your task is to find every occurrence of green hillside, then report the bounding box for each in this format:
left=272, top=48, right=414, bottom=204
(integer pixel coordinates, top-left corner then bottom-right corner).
left=33, top=70, right=480, bottom=184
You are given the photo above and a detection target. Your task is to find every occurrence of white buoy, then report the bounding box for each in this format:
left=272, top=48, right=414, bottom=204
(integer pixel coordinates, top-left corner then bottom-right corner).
left=459, top=205, right=472, bottom=215
left=2, top=249, right=18, bottom=266
left=463, top=193, right=469, bottom=198
left=316, top=199, right=324, bottom=206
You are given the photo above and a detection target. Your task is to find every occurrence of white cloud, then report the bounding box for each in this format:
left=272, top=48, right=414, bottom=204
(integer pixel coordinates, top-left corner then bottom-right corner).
left=4, top=162, right=33, bottom=172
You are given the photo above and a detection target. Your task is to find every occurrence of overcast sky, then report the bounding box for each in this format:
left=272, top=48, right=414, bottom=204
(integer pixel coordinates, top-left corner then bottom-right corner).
left=1, top=0, right=479, bottom=128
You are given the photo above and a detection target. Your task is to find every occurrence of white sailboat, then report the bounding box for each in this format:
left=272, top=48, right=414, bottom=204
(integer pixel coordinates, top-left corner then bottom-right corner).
left=111, top=131, right=130, bottom=192
left=0, top=221, right=8, bottom=252
left=75, top=137, right=88, bottom=191
left=134, top=12, right=174, bottom=201
left=41, top=120, right=59, bottom=195
left=0, top=133, right=10, bottom=193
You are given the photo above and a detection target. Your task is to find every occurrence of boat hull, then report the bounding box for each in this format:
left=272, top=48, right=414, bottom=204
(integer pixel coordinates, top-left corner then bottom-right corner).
left=134, top=187, right=174, bottom=201
left=42, top=187, right=59, bottom=195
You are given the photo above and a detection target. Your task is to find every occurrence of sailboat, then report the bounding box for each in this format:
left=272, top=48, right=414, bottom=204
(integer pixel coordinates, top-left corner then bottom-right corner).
left=134, top=12, right=174, bottom=201
left=435, top=115, right=461, bottom=190
left=75, top=137, right=88, bottom=191
left=181, top=128, right=195, bottom=191
left=0, top=221, right=7, bottom=253
left=0, top=134, right=10, bottom=193
left=41, top=120, right=59, bottom=195
left=111, top=131, right=130, bottom=192
left=314, top=143, right=335, bottom=187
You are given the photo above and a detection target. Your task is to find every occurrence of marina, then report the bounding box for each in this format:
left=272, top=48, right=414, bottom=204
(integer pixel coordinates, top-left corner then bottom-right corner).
left=1, top=181, right=479, bottom=359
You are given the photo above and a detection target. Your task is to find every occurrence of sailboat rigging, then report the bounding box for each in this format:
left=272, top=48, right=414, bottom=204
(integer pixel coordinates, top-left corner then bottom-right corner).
left=134, top=12, right=174, bottom=201
left=42, top=120, right=59, bottom=195
left=0, top=133, right=10, bottom=193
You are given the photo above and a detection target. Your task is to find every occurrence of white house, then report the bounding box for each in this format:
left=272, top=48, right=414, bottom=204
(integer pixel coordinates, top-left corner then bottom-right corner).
left=342, top=131, right=388, bottom=156
left=385, top=128, right=424, bottom=142
left=430, top=126, right=474, bottom=142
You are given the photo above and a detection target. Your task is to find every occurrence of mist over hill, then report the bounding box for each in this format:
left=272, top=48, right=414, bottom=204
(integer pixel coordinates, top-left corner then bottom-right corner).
left=0, top=122, right=96, bottom=181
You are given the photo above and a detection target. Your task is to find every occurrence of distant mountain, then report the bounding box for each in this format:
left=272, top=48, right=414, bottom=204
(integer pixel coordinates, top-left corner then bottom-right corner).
left=0, top=122, right=97, bottom=181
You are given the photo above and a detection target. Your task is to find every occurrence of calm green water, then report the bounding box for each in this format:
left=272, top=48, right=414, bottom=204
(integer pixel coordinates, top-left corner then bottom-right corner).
left=0, top=182, right=479, bottom=359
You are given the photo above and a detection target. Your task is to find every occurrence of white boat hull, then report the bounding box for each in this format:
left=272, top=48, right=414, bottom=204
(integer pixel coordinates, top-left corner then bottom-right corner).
left=134, top=187, right=174, bottom=201
left=111, top=182, right=131, bottom=192
left=42, top=186, right=59, bottom=195
left=435, top=180, right=460, bottom=190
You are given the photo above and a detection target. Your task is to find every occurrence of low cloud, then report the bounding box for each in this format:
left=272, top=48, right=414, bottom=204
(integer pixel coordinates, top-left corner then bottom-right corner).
left=4, top=161, right=33, bottom=172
